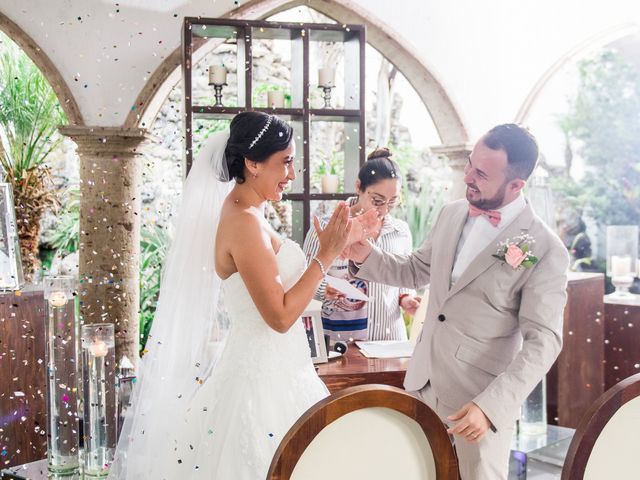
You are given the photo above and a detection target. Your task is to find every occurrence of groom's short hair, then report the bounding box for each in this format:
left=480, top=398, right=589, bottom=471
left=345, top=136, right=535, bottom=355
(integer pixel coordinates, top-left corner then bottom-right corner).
left=483, top=124, right=538, bottom=181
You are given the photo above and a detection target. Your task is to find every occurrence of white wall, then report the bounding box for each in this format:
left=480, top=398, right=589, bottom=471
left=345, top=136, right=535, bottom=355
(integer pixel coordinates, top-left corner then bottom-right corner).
left=350, top=0, right=640, bottom=139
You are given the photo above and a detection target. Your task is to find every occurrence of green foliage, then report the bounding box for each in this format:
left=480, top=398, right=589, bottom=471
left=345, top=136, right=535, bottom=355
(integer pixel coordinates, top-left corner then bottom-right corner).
left=139, top=223, right=170, bottom=353
left=0, top=32, right=67, bottom=279
left=0, top=33, right=66, bottom=177
left=392, top=143, right=448, bottom=248
left=46, top=187, right=80, bottom=255
left=398, top=179, right=445, bottom=249
left=559, top=50, right=640, bottom=227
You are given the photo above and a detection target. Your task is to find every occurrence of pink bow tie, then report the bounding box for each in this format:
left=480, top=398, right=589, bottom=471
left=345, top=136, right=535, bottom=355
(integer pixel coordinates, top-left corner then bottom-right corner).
left=469, top=205, right=501, bottom=227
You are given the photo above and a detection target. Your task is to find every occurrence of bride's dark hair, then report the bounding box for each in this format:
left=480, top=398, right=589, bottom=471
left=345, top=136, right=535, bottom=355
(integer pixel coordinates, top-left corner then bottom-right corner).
left=224, top=112, right=294, bottom=183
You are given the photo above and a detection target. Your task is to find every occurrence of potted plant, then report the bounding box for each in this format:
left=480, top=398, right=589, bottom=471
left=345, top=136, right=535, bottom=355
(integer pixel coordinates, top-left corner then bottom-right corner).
left=319, top=151, right=340, bottom=194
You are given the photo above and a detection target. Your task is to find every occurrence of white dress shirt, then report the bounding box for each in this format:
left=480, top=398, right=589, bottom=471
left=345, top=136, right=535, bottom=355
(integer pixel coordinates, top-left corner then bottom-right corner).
left=451, top=194, right=527, bottom=284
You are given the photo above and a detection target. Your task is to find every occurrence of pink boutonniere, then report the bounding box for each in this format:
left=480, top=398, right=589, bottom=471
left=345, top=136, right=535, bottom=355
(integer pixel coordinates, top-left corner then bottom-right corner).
left=493, top=234, right=539, bottom=269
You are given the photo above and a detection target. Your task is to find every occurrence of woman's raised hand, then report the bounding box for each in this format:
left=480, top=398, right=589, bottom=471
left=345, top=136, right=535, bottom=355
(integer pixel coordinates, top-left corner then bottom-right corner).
left=314, top=202, right=353, bottom=263
left=348, top=208, right=379, bottom=245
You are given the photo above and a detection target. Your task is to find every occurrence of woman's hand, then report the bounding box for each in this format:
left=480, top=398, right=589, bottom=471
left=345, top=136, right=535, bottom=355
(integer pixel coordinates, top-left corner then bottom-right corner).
left=324, top=285, right=346, bottom=301
left=347, top=208, right=379, bottom=245
left=314, top=202, right=353, bottom=264
left=400, top=295, right=421, bottom=316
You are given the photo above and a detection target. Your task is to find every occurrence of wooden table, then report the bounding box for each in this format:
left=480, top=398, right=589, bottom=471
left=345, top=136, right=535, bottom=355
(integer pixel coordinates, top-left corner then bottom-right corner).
left=604, top=295, right=640, bottom=390
left=316, top=345, right=410, bottom=393
left=0, top=286, right=47, bottom=469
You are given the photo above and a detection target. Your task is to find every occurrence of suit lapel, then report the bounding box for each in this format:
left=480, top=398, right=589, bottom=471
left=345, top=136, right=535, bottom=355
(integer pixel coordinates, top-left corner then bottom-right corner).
left=445, top=203, right=535, bottom=300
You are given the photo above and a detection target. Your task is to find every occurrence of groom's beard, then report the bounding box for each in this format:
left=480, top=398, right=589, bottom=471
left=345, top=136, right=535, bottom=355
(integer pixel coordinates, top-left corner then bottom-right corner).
left=466, top=181, right=508, bottom=210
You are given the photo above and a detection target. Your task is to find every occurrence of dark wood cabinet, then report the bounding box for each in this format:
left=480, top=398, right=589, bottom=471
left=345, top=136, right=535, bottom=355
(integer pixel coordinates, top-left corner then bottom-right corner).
left=0, top=287, right=47, bottom=468
left=547, top=272, right=605, bottom=428
left=604, top=297, right=640, bottom=390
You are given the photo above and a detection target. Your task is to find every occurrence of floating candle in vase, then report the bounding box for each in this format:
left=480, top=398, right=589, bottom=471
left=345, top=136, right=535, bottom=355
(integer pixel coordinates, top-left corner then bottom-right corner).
left=48, top=290, right=68, bottom=308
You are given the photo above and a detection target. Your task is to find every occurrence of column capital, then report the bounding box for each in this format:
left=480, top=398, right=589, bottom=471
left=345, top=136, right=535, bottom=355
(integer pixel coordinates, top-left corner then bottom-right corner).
left=430, top=143, right=473, bottom=167
left=59, top=126, right=149, bottom=155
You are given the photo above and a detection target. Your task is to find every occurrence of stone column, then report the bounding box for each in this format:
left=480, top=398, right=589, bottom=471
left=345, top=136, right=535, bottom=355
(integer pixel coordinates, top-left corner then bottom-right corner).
left=431, top=143, right=473, bottom=201
left=59, top=126, right=147, bottom=369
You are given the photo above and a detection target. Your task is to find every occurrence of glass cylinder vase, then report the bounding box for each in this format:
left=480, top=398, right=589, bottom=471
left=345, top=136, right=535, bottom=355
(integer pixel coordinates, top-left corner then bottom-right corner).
left=520, top=378, right=547, bottom=435
left=44, top=275, right=80, bottom=474
left=81, top=323, right=117, bottom=477
left=606, top=225, right=638, bottom=299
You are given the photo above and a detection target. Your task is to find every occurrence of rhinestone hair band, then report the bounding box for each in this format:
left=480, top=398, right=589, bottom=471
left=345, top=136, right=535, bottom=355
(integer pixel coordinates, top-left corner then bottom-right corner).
left=248, top=115, right=273, bottom=150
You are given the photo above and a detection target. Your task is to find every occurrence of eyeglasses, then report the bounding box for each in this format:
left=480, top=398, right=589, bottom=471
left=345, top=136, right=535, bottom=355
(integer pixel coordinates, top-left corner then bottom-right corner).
left=367, top=192, right=399, bottom=209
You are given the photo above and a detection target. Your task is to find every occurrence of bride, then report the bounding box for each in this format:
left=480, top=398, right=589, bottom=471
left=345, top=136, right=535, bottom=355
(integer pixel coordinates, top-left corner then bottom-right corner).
left=109, top=112, right=375, bottom=479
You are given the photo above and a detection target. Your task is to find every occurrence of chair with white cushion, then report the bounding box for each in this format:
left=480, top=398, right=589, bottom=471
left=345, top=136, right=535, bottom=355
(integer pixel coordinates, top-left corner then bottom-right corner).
left=268, top=384, right=459, bottom=480
left=561, top=372, right=640, bottom=479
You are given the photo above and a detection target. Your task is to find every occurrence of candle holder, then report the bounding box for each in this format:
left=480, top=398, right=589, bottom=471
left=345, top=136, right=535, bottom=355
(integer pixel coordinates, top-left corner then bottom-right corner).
left=81, top=323, right=116, bottom=478
left=115, top=355, right=136, bottom=441
left=319, top=85, right=335, bottom=109
left=43, top=275, right=80, bottom=475
left=212, top=83, right=227, bottom=107
left=519, top=378, right=547, bottom=435
left=606, top=225, right=638, bottom=299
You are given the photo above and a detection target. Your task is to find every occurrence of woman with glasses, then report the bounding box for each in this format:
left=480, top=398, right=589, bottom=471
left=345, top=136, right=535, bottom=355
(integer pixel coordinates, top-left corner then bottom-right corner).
left=303, top=147, right=422, bottom=343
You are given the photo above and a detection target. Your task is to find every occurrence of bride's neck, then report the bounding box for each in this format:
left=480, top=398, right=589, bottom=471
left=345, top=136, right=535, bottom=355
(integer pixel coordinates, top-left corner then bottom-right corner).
left=230, top=182, right=266, bottom=210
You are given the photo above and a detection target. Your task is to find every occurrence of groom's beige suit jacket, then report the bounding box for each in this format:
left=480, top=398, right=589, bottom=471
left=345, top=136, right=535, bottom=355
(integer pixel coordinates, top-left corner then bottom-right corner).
left=353, top=199, right=569, bottom=431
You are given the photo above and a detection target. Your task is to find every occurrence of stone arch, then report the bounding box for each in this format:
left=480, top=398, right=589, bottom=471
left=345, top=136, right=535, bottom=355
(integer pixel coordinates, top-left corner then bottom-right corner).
left=124, top=0, right=469, bottom=145
left=0, top=10, right=84, bottom=125
left=515, top=22, right=640, bottom=124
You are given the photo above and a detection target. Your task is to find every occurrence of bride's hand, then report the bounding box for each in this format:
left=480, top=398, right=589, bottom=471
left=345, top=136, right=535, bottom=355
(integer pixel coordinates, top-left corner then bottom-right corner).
left=347, top=208, right=379, bottom=245
left=314, top=202, right=353, bottom=263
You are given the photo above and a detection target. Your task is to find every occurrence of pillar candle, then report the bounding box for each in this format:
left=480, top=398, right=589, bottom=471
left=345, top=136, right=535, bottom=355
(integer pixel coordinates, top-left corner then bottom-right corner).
left=209, top=65, right=227, bottom=85
left=318, top=67, right=335, bottom=87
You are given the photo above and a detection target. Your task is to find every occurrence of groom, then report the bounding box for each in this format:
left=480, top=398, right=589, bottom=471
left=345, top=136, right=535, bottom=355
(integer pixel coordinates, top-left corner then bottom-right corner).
left=347, top=124, right=569, bottom=479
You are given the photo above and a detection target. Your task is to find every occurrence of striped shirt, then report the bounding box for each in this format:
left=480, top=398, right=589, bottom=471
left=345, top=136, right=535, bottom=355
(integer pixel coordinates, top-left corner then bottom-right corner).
left=302, top=198, right=414, bottom=342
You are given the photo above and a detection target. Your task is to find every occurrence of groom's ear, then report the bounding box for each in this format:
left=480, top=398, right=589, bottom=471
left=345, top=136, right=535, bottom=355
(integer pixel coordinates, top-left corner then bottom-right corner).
left=510, top=178, right=526, bottom=194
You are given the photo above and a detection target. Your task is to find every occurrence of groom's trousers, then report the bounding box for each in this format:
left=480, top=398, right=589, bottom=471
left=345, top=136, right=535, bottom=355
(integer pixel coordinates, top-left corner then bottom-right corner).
left=413, top=383, right=515, bottom=480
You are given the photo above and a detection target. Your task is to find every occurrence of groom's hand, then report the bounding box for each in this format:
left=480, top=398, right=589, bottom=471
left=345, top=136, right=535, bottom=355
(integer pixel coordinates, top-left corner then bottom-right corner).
left=341, top=239, right=373, bottom=263
left=446, top=402, right=492, bottom=443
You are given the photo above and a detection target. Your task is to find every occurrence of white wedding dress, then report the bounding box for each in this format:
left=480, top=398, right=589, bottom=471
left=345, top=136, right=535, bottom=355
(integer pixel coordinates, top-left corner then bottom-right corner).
left=148, top=238, right=329, bottom=479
